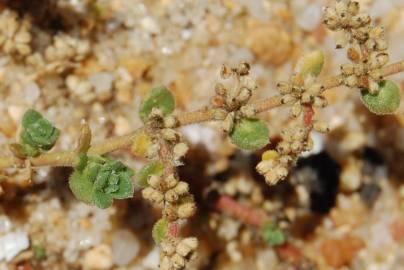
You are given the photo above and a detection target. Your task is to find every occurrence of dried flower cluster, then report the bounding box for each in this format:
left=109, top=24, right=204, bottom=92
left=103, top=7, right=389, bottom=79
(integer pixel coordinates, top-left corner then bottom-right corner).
left=0, top=10, right=32, bottom=57
left=257, top=127, right=313, bottom=185
left=324, top=0, right=389, bottom=94
left=135, top=87, right=198, bottom=269
left=212, top=63, right=258, bottom=132
left=277, top=50, right=327, bottom=118
left=160, top=236, right=198, bottom=270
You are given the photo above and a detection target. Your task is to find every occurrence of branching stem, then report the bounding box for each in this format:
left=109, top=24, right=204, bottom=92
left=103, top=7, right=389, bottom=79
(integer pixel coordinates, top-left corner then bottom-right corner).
left=0, top=60, right=404, bottom=170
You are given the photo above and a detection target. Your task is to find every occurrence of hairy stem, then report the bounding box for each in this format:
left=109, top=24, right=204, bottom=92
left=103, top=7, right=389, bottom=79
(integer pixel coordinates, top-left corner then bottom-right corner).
left=0, top=60, right=404, bottom=170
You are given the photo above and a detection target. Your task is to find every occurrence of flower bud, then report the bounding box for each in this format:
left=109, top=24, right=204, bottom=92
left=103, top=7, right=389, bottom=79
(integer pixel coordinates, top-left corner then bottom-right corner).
left=173, top=142, right=189, bottom=159
left=172, top=254, right=186, bottom=269
left=178, top=202, right=196, bottom=219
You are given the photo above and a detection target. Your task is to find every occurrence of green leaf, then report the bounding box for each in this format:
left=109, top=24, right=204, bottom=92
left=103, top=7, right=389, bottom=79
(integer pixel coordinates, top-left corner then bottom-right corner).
left=230, top=118, right=269, bottom=151
left=361, top=80, right=401, bottom=115
left=296, top=50, right=324, bottom=79
left=111, top=173, right=134, bottom=199
left=68, top=155, right=134, bottom=208
left=138, top=162, right=164, bottom=187
left=69, top=171, right=94, bottom=204
left=139, top=86, right=175, bottom=122
left=152, top=218, right=169, bottom=244
left=32, top=245, right=46, bottom=260
left=92, top=189, right=113, bottom=209
left=261, top=223, right=285, bottom=246
left=9, top=143, right=40, bottom=158
left=19, top=109, right=60, bottom=156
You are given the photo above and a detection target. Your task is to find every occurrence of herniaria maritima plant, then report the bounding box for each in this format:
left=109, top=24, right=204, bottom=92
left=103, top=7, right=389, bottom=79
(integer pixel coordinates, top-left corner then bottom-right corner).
left=1, top=1, right=404, bottom=269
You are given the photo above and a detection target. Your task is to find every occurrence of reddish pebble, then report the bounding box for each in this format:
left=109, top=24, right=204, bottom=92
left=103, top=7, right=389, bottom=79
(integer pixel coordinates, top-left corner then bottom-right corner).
left=390, top=218, right=404, bottom=242
left=275, top=243, right=301, bottom=264
left=320, top=235, right=365, bottom=268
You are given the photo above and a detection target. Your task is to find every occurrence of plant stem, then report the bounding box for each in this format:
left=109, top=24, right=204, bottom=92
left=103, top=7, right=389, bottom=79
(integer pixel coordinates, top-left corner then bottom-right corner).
left=215, top=195, right=266, bottom=227
left=0, top=60, right=403, bottom=169
left=382, top=60, right=404, bottom=77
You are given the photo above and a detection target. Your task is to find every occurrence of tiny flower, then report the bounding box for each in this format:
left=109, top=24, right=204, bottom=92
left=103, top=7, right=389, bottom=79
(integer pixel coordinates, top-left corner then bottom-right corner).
left=164, top=115, right=178, bottom=128
left=215, top=83, right=227, bottom=96
left=173, top=142, right=189, bottom=160
left=277, top=81, right=292, bottom=94
left=174, top=182, right=189, bottom=196
left=313, top=121, right=330, bottom=133
left=222, top=112, right=235, bottom=133
left=177, top=202, right=196, bottom=219
left=161, top=128, right=180, bottom=142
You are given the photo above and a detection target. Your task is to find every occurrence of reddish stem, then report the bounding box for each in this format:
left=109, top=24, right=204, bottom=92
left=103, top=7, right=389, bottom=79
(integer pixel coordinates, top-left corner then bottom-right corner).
left=215, top=195, right=265, bottom=227
left=168, top=222, right=180, bottom=237
left=303, top=105, right=314, bottom=127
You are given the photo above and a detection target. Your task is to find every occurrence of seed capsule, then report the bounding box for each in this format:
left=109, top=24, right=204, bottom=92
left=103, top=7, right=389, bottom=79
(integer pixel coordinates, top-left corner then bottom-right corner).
left=368, top=79, right=380, bottom=95
left=237, top=87, right=252, bottom=103
left=347, top=46, right=361, bottom=63
left=344, top=75, right=358, bottom=87
left=375, top=39, right=388, bottom=51
left=165, top=174, right=179, bottom=189
left=161, top=128, right=179, bottom=141
left=173, top=142, right=189, bottom=159
left=256, top=160, right=273, bottom=175
left=174, top=182, right=189, bottom=196
left=350, top=14, right=370, bottom=28
left=277, top=81, right=292, bottom=94
left=240, top=105, right=256, bottom=118
left=171, top=254, right=186, bottom=269
left=313, top=96, right=328, bottom=108
left=341, top=64, right=355, bottom=75
left=222, top=112, right=235, bottom=133
left=347, top=1, right=359, bottom=16
left=281, top=94, right=297, bottom=104
left=313, top=122, right=330, bottom=133
left=178, top=202, right=196, bottom=219
left=148, top=175, right=162, bottom=189
left=237, top=62, right=250, bottom=76
left=291, top=102, right=302, bottom=117
left=163, top=115, right=178, bottom=128
left=220, top=65, right=232, bottom=79
left=215, top=83, right=227, bottom=96
left=369, top=69, right=383, bottom=81
left=165, top=189, right=179, bottom=203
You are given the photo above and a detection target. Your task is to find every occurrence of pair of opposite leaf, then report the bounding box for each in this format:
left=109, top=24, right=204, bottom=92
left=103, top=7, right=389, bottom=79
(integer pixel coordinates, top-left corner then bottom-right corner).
left=230, top=51, right=325, bottom=152
left=141, top=85, right=271, bottom=151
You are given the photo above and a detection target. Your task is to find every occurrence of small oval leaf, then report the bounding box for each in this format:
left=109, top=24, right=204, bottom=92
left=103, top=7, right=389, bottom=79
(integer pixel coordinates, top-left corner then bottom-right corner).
left=138, top=162, right=164, bottom=187
left=296, top=50, right=324, bottom=79
left=69, top=155, right=134, bottom=209
left=20, top=109, right=60, bottom=151
left=261, top=223, right=285, bottom=246
left=152, top=218, right=169, bottom=244
left=361, top=80, right=401, bottom=115
left=139, top=86, right=175, bottom=122
left=230, top=118, right=269, bottom=151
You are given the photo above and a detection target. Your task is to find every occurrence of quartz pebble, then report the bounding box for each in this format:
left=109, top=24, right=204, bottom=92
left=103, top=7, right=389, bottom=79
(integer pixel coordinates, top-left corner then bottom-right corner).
left=112, top=230, right=140, bottom=266
left=0, top=231, right=29, bottom=261
left=83, top=244, right=113, bottom=270
left=295, top=3, right=322, bottom=31
left=340, top=158, right=362, bottom=192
